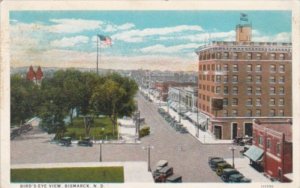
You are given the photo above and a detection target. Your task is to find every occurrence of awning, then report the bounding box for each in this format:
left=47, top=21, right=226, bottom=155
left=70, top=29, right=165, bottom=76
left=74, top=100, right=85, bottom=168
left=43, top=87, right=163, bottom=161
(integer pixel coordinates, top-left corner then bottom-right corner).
left=244, top=145, right=264, bottom=162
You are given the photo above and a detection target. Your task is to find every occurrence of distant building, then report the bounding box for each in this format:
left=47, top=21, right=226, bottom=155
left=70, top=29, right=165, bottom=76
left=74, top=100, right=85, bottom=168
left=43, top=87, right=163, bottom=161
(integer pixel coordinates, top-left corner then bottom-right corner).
left=196, top=21, right=292, bottom=139
left=26, top=65, right=44, bottom=84
left=244, top=119, right=292, bottom=182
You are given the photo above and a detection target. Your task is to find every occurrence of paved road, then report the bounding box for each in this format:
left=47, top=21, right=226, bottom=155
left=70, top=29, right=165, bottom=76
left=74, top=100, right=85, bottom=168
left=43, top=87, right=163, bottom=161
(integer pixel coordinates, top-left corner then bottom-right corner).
left=11, top=92, right=242, bottom=182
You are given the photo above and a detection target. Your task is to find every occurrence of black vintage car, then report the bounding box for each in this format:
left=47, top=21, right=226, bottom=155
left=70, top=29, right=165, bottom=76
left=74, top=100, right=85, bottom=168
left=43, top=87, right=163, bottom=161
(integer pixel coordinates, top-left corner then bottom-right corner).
left=59, top=137, right=72, bottom=146
left=154, top=166, right=174, bottom=182
left=209, top=158, right=225, bottom=171
left=227, top=173, right=252, bottom=183
left=221, top=169, right=241, bottom=182
left=166, top=174, right=182, bottom=183
left=78, top=137, right=93, bottom=147
left=216, top=162, right=232, bottom=176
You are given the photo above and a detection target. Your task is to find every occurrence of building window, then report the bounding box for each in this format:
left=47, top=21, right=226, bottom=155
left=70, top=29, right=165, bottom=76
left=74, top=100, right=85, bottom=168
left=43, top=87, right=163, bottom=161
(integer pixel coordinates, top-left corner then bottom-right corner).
left=276, top=143, right=281, bottom=155
left=207, top=96, right=210, bottom=102
left=256, top=98, right=261, bottom=106
left=270, top=109, right=276, bottom=116
left=270, top=64, right=276, bottom=72
left=256, top=109, right=261, bottom=116
left=256, top=53, right=262, bottom=60
left=233, top=64, right=238, bottom=72
left=232, top=86, right=238, bottom=95
left=232, top=53, right=238, bottom=60
left=216, top=75, right=221, bottom=83
left=279, top=53, right=285, bottom=60
left=212, top=75, right=215, bottom=82
left=270, top=87, right=276, bottom=95
left=208, top=64, right=210, bottom=71
left=270, top=98, right=275, bottom=106
left=232, top=98, right=238, bottom=105
left=232, top=75, right=238, bottom=83
left=223, top=98, right=228, bottom=106
left=256, top=64, right=262, bottom=72
left=216, top=64, right=221, bottom=71
left=279, top=65, right=285, bottom=72
left=246, top=98, right=253, bottom=106
left=247, top=64, right=252, bottom=72
left=223, top=64, right=229, bottom=71
left=247, top=87, right=252, bottom=95
left=212, top=64, right=215, bottom=70
left=279, top=87, right=285, bottom=95
left=278, top=109, right=284, bottom=116
left=246, top=53, right=252, bottom=60
left=279, top=98, right=284, bottom=106
left=223, top=52, right=229, bottom=59
left=267, top=139, right=271, bottom=149
left=216, top=86, right=221, bottom=94
left=279, top=76, right=285, bottom=83
left=232, top=109, right=238, bottom=117
left=223, top=110, right=228, bottom=117
left=258, top=136, right=263, bottom=145
left=270, top=53, right=276, bottom=60
left=246, top=109, right=252, bottom=117
left=247, top=75, right=252, bottom=83
left=223, top=75, right=228, bottom=83
left=224, top=86, right=228, bottom=95
left=256, top=75, right=262, bottom=83
left=269, top=76, right=276, bottom=83
left=203, top=65, right=206, bottom=71
left=255, top=87, right=261, bottom=95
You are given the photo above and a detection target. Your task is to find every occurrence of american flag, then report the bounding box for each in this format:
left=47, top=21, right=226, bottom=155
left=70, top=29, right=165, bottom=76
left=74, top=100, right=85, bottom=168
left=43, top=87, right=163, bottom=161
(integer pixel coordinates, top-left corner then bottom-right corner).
left=97, top=34, right=112, bottom=45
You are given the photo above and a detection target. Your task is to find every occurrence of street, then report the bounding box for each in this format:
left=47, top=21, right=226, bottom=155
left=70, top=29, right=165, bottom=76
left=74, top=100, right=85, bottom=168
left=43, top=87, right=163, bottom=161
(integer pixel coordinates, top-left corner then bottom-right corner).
left=11, top=92, right=241, bottom=182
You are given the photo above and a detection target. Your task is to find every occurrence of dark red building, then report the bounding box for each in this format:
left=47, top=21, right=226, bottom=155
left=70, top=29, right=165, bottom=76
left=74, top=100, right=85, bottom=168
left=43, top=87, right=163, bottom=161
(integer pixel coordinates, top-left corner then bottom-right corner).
left=26, top=66, right=44, bottom=84
left=26, top=65, right=36, bottom=81
left=245, top=119, right=292, bottom=182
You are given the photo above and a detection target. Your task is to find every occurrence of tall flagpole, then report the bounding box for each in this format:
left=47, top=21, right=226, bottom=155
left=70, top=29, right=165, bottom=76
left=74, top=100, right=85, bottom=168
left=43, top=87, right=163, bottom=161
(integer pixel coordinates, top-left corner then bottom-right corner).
left=97, top=35, right=99, bottom=75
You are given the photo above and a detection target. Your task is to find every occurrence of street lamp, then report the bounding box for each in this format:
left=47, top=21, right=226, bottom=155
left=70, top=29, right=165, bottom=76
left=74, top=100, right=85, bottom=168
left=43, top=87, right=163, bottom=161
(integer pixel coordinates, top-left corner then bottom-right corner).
left=142, top=145, right=154, bottom=172
left=99, top=127, right=105, bottom=162
left=178, top=89, right=181, bottom=123
left=135, top=111, right=141, bottom=140
left=229, top=146, right=236, bottom=168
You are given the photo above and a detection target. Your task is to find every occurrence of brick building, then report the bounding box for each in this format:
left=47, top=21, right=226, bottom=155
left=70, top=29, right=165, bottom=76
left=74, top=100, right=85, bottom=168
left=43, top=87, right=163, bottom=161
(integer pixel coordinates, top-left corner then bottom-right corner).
left=244, top=119, right=292, bottom=182
left=195, top=23, right=292, bottom=139
left=26, top=65, right=44, bottom=84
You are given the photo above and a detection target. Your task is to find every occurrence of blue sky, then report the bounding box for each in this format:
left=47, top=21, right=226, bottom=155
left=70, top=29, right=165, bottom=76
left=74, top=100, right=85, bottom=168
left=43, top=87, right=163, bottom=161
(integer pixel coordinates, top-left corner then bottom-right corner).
left=10, top=11, right=291, bottom=70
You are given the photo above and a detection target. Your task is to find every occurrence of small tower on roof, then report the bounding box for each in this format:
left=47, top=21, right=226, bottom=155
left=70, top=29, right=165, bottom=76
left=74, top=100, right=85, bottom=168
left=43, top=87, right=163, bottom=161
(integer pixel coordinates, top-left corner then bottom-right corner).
left=236, top=13, right=252, bottom=42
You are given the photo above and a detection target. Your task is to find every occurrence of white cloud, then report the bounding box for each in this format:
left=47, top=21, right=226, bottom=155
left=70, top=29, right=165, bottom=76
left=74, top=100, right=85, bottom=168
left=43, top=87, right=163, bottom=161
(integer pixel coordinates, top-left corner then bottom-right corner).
left=252, top=32, right=291, bottom=42
left=140, top=43, right=200, bottom=54
left=112, top=25, right=203, bottom=43
left=103, top=22, right=135, bottom=32
left=48, top=19, right=103, bottom=33
left=50, top=36, right=89, bottom=48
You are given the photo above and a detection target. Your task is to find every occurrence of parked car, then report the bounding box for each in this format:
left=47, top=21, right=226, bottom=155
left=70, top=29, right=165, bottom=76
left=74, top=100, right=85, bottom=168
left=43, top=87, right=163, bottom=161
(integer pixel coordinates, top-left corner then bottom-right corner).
left=227, top=173, right=251, bottom=183
left=154, top=166, right=173, bottom=182
left=216, top=162, right=232, bottom=176
left=59, top=137, right=72, bottom=146
left=166, top=174, right=182, bottom=183
left=78, top=137, right=93, bottom=147
left=221, top=169, right=241, bottom=182
left=208, top=157, right=223, bottom=165
left=152, top=160, right=168, bottom=177
left=179, top=127, right=188, bottom=134
left=209, top=158, right=225, bottom=171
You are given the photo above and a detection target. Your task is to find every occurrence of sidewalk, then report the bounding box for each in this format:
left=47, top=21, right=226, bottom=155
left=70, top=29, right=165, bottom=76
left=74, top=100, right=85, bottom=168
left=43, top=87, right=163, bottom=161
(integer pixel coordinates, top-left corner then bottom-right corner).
left=11, top=161, right=154, bottom=183
left=118, top=118, right=139, bottom=144
left=224, top=157, right=271, bottom=182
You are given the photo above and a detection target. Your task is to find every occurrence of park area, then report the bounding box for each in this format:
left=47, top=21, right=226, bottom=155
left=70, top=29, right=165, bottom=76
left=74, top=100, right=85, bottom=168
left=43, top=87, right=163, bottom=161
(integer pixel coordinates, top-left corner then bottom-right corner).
left=11, top=167, right=124, bottom=183
left=63, top=116, right=117, bottom=140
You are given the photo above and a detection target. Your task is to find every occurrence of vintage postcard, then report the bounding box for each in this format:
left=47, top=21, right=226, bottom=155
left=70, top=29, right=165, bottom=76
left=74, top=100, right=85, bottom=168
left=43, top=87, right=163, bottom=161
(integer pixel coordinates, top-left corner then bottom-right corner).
left=1, top=1, right=300, bottom=188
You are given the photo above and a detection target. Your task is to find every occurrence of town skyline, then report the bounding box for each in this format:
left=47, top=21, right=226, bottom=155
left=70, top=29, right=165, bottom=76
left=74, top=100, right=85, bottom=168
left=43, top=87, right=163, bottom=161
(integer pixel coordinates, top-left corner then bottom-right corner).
left=10, top=11, right=291, bottom=71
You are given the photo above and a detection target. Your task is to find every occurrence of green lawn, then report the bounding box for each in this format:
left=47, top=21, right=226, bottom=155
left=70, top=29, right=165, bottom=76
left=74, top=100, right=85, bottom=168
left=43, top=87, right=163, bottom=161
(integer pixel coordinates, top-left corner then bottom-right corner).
left=64, top=116, right=118, bottom=140
left=11, top=167, right=124, bottom=183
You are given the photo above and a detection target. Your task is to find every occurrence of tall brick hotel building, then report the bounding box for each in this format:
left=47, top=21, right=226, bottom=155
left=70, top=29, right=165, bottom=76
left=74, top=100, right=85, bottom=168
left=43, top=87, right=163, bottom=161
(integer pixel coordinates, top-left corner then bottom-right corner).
left=195, top=23, right=292, bottom=140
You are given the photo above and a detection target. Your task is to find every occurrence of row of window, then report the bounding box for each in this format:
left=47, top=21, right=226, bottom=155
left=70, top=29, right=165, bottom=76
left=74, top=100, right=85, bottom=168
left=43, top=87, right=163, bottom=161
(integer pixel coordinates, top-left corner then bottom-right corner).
left=223, top=109, right=285, bottom=117
left=200, top=52, right=288, bottom=61
left=199, top=64, right=286, bottom=72
left=213, top=75, right=285, bottom=83
left=256, top=135, right=281, bottom=156
left=213, top=86, right=285, bottom=95
left=223, top=98, right=285, bottom=106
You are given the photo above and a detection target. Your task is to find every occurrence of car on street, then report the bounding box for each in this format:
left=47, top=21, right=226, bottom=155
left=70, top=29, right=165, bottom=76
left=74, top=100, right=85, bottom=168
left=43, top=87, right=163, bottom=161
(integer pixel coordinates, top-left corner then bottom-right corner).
left=78, top=137, right=93, bottom=147
left=209, top=158, right=225, bottom=171
left=152, top=160, right=168, bottom=177
left=216, top=162, right=232, bottom=176
left=221, top=168, right=241, bottom=182
left=154, top=166, right=173, bottom=182
left=227, top=173, right=252, bottom=183
left=59, top=137, right=72, bottom=146
left=166, top=174, right=182, bottom=183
